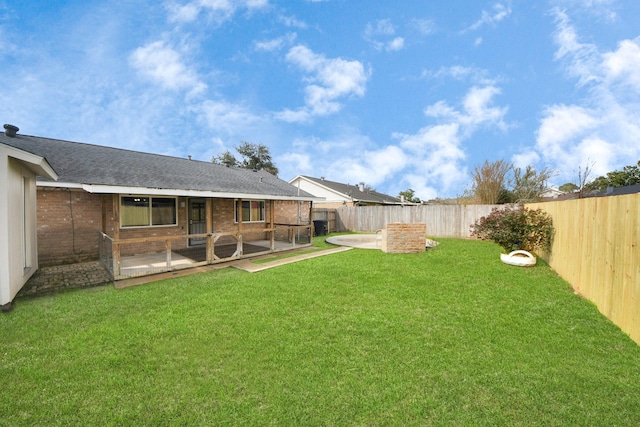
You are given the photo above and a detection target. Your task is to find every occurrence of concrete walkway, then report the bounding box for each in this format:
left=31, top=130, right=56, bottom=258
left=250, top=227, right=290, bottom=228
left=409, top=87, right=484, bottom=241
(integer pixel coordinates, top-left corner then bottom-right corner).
left=19, top=246, right=352, bottom=296
left=228, top=246, right=352, bottom=273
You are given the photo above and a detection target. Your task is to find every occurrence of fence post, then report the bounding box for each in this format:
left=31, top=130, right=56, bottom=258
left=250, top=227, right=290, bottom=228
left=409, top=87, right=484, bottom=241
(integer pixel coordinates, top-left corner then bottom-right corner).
left=113, top=241, right=120, bottom=277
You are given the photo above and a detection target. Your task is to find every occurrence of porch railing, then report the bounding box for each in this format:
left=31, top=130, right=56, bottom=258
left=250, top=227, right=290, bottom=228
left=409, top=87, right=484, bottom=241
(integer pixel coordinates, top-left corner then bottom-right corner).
left=99, top=224, right=312, bottom=280
left=99, top=232, right=114, bottom=277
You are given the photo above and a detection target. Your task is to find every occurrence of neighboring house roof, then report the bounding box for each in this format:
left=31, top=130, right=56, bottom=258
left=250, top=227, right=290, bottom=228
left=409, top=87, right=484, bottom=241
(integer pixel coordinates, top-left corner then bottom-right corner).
left=0, top=130, right=314, bottom=201
left=540, top=184, right=640, bottom=202
left=541, top=187, right=563, bottom=198
left=289, top=175, right=403, bottom=205
left=590, top=184, right=640, bottom=197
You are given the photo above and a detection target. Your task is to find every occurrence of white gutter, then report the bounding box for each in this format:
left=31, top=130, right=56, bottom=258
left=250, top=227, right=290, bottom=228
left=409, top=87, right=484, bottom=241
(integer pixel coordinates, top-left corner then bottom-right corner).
left=36, top=180, right=319, bottom=202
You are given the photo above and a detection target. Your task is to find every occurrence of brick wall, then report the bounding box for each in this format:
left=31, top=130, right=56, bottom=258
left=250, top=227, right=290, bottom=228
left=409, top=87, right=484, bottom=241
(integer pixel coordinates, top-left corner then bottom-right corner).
left=274, top=200, right=311, bottom=224
left=381, top=223, right=426, bottom=254
left=37, top=188, right=103, bottom=265
left=37, top=191, right=310, bottom=264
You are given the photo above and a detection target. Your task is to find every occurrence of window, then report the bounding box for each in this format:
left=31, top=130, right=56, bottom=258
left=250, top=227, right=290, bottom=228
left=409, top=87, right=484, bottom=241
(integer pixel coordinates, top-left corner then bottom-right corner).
left=235, top=200, right=265, bottom=222
left=121, top=196, right=177, bottom=227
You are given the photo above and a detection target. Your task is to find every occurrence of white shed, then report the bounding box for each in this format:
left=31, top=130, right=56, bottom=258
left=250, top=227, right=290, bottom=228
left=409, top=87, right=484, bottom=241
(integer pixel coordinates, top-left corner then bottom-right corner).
left=1, top=130, right=58, bottom=311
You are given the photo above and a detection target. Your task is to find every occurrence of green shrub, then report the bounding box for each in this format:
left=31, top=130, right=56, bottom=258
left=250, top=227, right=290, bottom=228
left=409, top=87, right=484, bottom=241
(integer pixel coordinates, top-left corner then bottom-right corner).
left=471, top=204, right=553, bottom=253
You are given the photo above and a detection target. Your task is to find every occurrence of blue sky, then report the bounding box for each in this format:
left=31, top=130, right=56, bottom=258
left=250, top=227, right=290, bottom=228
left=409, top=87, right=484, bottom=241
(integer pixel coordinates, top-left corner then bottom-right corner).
left=1, top=0, right=639, bottom=200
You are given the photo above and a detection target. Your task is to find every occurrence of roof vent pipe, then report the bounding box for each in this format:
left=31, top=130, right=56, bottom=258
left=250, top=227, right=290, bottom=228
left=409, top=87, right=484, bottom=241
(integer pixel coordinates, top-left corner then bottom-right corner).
left=4, top=124, right=19, bottom=137
left=358, top=182, right=365, bottom=192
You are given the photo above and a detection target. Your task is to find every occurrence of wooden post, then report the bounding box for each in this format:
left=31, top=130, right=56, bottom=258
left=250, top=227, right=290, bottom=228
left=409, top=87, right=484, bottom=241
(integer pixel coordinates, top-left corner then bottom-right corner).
left=237, top=198, right=243, bottom=256
left=309, top=201, right=314, bottom=243
left=112, top=194, right=121, bottom=277
left=270, top=200, right=275, bottom=250
left=206, top=198, right=214, bottom=263
left=166, top=239, right=172, bottom=268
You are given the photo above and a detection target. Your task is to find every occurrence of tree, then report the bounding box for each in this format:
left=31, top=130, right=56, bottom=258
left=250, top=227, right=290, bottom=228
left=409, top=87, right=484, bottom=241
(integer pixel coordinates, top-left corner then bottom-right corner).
left=559, top=182, right=578, bottom=193
left=472, top=159, right=512, bottom=204
left=212, top=150, right=238, bottom=167
left=212, top=142, right=279, bottom=175
left=586, top=160, right=640, bottom=192
left=573, top=160, right=596, bottom=198
left=510, top=165, right=555, bottom=203
left=398, top=188, right=421, bottom=203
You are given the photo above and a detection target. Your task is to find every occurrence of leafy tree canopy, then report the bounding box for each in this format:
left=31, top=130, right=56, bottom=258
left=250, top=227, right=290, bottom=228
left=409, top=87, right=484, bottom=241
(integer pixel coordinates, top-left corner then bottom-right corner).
left=559, top=182, right=579, bottom=193
left=212, top=142, right=279, bottom=176
left=472, top=159, right=512, bottom=204
left=471, top=160, right=554, bottom=204
left=398, top=188, right=421, bottom=203
left=508, top=165, right=555, bottom=203
left=586, top=161, right=640, bottom=191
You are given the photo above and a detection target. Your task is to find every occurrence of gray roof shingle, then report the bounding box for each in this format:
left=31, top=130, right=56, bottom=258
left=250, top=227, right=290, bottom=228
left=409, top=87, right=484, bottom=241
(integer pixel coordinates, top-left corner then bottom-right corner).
left=1, top=132, right=313, bottom=199
left=301, top=176, right=402, bottom=204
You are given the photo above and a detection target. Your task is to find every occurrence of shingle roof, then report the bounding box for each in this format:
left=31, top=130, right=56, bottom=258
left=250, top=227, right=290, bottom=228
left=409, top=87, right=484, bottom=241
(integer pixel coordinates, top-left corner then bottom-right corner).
left=590, top=184, right=640, bottom=197
left=300, top=175, right=402, bottom=204
left=0, top=132, right=313, bottom=200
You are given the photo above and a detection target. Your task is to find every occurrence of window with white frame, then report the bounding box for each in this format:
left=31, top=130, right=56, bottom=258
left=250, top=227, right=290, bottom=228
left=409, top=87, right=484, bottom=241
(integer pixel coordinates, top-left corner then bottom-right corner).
left=120, top=196, right=177, bottom=227
left=235, top=200, right=265, bottom=222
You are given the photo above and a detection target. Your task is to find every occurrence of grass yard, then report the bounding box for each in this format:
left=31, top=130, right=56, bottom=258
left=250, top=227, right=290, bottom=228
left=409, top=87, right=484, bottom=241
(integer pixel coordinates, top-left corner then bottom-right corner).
left=2, top=237, right=640, bottom=426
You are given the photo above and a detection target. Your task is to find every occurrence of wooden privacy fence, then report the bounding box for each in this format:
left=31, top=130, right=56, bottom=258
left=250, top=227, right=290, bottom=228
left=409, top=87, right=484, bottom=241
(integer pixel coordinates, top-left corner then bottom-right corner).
left=334, top=204, right=498, bottom=237
left=530, top=194, right=639, bottom=345
left=311, top=208, right=337, bottom=233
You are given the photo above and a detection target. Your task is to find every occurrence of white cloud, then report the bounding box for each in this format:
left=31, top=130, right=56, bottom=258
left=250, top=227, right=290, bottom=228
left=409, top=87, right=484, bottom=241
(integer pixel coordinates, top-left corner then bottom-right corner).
left=276, top=45, right=369, bottom=121
left=424, top=85, right=507, bottom=133
left=275, top=108, right=311, bottom=123
left=461, top=86, right=508, bottom=129
left=551, top=0, right=617, bottom=21
left=166, top=0, right=268, bottom=24
left=603, top=38, right=640, bottom=91
left=390, top=83, right=508, bottom=198
left=552, top=9, right=601, bottom=87
left=427, top=65, right=496, bottom=86
left=387, top=37, right=405, bottom=51
left=394, top=123, right=466, bottom=194
left=254, top=33, right=297, bottom=52
left=364, top=19, right=406, bottom=52
left=409, top=18, right=436, bottom=36
left=531, top=10, right=640, bottom=181
left=537, top=105, right=599, bottom=155
left=464, top=2, right=512, bottom=32
left=365, top=19, right=395, bottom=37
left=279, top=152, right=312, bottom=175
left=512, top=151, right=541, bottom=170
left=364, top=145, right=409, bottom=178
left=129, top=41, right=206, bottom=95
left=192, top=99, right=260, bottom=134
left=278, top=15, right=307, bottom=29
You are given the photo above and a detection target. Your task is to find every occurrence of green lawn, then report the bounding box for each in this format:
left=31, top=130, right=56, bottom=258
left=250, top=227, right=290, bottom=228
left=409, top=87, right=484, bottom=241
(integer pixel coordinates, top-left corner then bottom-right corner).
left=2, top=237, right=639, bottom=426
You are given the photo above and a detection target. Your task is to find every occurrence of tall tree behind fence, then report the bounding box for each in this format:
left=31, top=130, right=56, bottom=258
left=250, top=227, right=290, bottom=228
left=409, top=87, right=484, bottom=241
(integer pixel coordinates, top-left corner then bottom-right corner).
left=530, top=194, right=639, bottom=345
left=334, top=204, right=498, bottom=237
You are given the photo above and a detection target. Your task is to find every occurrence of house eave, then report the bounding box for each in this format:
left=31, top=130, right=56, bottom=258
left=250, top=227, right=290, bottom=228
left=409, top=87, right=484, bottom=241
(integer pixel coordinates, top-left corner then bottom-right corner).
left=36, top=181, right=319, bottom=201
left=1, top=143, right=58, bottom=180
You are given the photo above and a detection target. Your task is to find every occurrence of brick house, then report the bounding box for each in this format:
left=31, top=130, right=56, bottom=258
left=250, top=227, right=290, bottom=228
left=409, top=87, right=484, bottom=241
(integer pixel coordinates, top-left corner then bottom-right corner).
left=1, top=126, right=316, bottom=280
left=1, top=126, right=58, bottom=309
